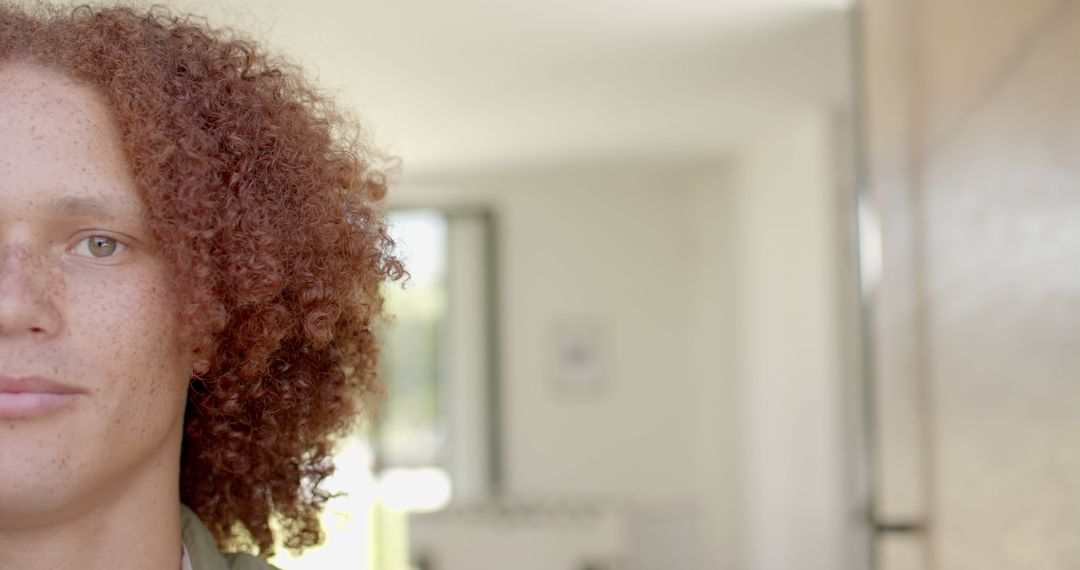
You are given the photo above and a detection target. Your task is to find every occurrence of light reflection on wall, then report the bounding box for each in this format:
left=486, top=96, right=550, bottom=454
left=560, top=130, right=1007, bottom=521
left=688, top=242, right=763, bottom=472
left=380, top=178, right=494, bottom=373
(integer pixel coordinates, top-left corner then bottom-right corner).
left=269, top=438, right=380, bottom=570
left=378, top=210, right=449, bottom=470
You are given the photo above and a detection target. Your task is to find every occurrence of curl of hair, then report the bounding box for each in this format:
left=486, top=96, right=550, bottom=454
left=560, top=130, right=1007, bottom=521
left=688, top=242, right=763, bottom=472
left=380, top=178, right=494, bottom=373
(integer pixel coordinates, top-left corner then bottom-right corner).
left=0, top=2, right=404, bottom=555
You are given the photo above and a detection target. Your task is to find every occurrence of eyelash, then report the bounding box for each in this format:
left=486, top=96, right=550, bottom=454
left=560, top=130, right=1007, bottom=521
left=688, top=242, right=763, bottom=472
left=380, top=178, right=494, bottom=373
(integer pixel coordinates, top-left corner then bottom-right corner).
left=69, top=234, right=129, bottom=260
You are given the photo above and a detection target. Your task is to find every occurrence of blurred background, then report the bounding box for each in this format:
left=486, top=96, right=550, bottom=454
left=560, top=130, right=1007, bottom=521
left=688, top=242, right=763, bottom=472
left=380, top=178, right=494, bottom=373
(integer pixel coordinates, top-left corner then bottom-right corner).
left=120, top=0, right=1080, bottom=568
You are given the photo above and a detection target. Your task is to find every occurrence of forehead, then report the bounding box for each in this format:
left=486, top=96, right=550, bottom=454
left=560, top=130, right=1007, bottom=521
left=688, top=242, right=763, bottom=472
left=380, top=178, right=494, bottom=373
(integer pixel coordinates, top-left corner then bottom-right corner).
left=0, top=62, right=144, bottom=221
left=0, top=62, right=105, bottom=137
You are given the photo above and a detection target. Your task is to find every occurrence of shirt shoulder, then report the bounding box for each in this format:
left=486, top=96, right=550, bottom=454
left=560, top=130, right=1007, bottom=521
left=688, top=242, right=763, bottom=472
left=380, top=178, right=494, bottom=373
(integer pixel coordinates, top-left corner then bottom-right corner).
left=222, top=553, right=281, bottom=570
left=180, top=504, right=282, bottom=570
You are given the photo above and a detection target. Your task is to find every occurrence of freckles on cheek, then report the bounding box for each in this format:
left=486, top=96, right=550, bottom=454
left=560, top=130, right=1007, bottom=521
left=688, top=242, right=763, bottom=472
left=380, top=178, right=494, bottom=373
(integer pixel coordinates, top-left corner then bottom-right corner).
left=71, top=270, right=189, bottom=400
left=7, top=245, right=64, bottom=308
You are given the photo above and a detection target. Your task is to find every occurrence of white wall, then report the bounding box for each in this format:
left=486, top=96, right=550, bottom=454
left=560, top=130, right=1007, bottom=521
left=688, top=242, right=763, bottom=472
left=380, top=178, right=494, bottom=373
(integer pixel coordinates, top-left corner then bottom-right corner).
left=687, top=169, right=744, bottom=570
left=392, top=106, right=856, bottom=570
left=732, top=109, right=856, bottom=570
left=394, top=164, right=702, bottom=502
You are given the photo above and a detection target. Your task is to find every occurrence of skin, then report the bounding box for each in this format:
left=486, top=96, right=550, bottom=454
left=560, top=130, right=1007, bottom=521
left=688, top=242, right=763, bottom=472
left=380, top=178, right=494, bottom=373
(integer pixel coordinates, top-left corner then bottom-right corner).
left=0, top=63, right=192, bottom=570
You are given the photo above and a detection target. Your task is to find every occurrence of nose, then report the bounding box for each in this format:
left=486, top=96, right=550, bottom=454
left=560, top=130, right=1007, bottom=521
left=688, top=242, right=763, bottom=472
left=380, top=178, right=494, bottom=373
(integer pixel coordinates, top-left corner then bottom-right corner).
left=0, top=243, right=62, bottom=339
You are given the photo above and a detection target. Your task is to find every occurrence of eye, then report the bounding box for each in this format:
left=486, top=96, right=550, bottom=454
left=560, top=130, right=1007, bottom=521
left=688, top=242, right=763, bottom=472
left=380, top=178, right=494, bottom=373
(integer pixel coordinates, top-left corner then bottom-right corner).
left=72, top=235, right=127, bottom=259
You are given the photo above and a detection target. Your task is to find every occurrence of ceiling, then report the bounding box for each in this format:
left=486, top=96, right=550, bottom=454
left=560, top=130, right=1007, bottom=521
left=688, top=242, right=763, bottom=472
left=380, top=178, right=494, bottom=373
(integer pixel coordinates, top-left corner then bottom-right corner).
left=144, top=0, right=855, bottom=179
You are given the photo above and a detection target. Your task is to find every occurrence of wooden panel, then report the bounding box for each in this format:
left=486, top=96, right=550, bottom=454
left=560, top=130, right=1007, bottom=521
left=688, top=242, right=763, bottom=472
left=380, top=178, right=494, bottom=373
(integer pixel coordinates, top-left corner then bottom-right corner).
left=918, top=0, right=1060, bottom=146
left=862, top=0, right=1080, bottom=568
left=921, top=2, right=1080, bottom=567
left=878, top=535, right=927, bottom=570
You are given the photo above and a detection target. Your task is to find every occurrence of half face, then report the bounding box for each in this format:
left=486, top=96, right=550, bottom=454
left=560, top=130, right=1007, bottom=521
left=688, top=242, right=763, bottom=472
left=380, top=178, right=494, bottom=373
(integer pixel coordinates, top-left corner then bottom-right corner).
left=0, top=62, right=191, bottom=527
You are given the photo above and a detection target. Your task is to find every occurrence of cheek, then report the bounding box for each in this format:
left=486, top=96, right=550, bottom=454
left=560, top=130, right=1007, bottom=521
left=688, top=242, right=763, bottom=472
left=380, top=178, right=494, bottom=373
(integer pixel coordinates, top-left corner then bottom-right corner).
left=64, top=265, right=190, bottom=406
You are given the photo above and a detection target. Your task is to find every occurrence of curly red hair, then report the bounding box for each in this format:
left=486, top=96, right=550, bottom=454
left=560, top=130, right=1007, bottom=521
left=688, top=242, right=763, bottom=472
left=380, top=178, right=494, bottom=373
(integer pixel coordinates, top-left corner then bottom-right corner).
left=0, top=2, right=403, bottom=555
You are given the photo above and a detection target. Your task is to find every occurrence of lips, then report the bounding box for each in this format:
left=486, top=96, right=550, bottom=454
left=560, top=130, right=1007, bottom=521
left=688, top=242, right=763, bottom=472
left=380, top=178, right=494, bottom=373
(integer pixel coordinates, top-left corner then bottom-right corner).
left=0, top=375, right=83, bottom=419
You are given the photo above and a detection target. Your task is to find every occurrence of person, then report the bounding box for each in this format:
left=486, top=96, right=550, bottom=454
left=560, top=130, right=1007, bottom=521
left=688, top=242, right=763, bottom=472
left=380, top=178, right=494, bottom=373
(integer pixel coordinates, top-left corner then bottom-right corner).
left=0, top=3, right=403, bottom=569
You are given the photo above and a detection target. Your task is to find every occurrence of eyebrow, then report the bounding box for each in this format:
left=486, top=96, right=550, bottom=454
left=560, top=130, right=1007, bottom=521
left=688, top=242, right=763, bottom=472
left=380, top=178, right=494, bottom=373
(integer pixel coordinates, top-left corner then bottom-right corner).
left=47, top=195, right=144, bottom=221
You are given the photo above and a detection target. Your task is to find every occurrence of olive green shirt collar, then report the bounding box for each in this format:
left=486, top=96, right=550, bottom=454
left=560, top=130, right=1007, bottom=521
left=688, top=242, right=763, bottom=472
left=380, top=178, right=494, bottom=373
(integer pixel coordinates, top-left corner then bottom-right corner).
left=180, top=504, right=280, bottom=570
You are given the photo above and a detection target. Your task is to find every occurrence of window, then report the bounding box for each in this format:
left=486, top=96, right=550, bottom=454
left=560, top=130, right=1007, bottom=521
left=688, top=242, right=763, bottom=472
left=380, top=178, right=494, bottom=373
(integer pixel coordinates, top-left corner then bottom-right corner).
left=271, top=208, right=498, bottom=570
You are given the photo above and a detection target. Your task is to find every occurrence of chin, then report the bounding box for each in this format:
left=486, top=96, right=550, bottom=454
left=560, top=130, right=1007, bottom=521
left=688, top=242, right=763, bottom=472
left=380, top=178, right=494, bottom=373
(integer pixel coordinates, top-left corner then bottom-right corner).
left=0, top=429, right=85, bottom=518
left=0, top=472, right=76, bottom=526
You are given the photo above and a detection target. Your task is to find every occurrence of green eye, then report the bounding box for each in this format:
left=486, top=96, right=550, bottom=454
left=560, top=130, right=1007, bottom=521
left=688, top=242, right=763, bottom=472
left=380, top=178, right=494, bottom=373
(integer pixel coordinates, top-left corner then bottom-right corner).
left=88, top=236, right=117, bottom=257
left=74, top=235, right=125, bottom=259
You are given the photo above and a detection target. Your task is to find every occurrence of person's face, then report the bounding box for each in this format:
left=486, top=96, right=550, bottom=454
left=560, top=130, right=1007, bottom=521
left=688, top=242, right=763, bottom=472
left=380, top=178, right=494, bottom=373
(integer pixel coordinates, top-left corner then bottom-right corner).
left=0, top=63, right=192, bottom=526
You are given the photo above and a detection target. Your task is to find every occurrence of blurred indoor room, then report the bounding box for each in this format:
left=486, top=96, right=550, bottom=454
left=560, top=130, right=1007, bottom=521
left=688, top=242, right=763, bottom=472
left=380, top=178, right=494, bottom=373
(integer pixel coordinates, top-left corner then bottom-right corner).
left=23, top=0, right=1079, bottom=569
